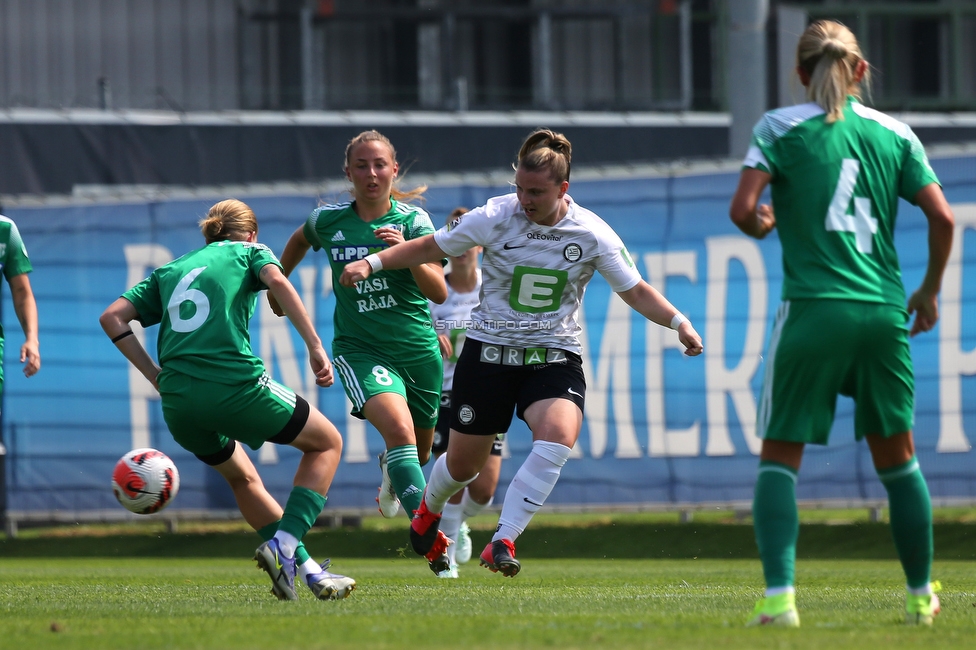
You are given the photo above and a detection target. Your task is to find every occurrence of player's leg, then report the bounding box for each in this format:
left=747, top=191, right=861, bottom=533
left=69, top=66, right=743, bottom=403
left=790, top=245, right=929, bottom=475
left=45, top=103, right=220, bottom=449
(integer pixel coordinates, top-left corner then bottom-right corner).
left=854, top=304, right=936, bottom=624
left=867, top=432, right=938, bottom=624
left=484, top=395, right=579, bottom=577
left=748, top=439, right=803, bottom=627
left=283, top=404, right=355, bottom=600
left=362, top=393, right=426, bottom=515
left=335, top=353, right=428, bottom=518
left=455, top=447, right=502, bottom=565
left=411, top=341, right=516, bottom=570
left=747, top=300, right=851, bottom=627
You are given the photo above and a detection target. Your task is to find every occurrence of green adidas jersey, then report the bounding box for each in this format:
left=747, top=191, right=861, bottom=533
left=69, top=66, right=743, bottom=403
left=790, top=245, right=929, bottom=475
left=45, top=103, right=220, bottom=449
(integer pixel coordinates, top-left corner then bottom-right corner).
left=123, top=241, right=281, bottom=385
left=0, top=216, right=32, bottom=342
left=743, top=97, right=939, bottom=305
left=303, top=199, right=439, bottom=363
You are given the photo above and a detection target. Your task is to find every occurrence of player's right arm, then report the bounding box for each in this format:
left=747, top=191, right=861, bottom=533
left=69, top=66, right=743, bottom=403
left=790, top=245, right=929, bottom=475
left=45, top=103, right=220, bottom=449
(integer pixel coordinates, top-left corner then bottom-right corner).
left=260, top=263, right=334, bottom=387
left=99, top=298, right=161, bottom=391
left=340, top=234, right=448, bottom=287
left=730, top=168, right=776, bottom=239
left=907, top=183, right=954, bottom=337
left=268, top=226, right=313, bottom=316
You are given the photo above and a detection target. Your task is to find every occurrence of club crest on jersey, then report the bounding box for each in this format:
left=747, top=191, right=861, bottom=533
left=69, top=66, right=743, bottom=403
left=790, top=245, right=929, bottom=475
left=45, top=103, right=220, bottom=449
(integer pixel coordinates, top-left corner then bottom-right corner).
left=563, top=243, right=582, bottom=262
left=330, top=244, right=384, bottom=262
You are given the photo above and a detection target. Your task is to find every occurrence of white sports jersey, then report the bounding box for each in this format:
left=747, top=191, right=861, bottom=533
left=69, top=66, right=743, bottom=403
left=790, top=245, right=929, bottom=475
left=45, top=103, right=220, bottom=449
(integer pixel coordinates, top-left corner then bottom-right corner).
left=429, top=269, right=482, bottom=390
left=433, top=193, right=641, bottom=354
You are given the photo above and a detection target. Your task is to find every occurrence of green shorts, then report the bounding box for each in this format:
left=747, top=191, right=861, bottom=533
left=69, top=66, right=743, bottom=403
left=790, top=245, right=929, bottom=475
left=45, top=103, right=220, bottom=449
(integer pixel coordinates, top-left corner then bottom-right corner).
left=158, top=369, right=306, bottom=458
left=332, top=350, right=442, bottom=429
left=757, top=299, right=914, bottom=445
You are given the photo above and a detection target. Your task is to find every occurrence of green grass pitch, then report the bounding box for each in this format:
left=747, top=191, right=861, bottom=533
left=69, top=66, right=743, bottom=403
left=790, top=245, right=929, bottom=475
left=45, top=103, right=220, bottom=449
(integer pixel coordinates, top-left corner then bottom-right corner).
left=1, top=556, right=974, bottom=649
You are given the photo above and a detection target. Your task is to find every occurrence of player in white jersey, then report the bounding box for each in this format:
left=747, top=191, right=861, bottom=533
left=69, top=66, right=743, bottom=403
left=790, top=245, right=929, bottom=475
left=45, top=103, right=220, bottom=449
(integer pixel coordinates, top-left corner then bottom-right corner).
left=341, top=129, right=703, bottom=575
left=427, top=208, right=502, bottom=578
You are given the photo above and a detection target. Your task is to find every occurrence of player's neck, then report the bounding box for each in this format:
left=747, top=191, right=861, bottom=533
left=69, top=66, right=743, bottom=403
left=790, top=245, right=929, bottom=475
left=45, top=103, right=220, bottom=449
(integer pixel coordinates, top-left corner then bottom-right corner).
left=353, top=197, right=392, bottom=222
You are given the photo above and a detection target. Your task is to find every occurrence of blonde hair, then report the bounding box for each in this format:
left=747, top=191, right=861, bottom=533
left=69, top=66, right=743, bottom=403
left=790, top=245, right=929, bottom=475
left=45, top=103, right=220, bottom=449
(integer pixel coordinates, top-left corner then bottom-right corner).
left=199, top=199, right=257, bottom=244
left=797, top=20, right=868, bottom=123
left=344, top=130, right=427, bottom=203
left=516, top=128, right=572, bottom=184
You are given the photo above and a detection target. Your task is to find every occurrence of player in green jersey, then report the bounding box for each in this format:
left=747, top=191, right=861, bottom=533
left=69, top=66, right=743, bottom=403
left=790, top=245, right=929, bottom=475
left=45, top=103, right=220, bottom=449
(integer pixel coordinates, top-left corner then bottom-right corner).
left=268, top=130, right=452, bottom=573
left=729, top=20, right=955, bottom=627
left=0, top=212, right=40, bottom=532
left=100, top=199, right=356, bottom=602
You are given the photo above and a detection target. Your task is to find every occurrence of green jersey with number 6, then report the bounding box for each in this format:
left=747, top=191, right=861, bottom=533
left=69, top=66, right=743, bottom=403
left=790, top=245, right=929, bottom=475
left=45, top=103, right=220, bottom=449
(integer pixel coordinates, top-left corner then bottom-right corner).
left=122, top=241, right=281, bottom=384
left=303, top=199, right=439, bottom=364
left=743, top=96, right=939, bottom=306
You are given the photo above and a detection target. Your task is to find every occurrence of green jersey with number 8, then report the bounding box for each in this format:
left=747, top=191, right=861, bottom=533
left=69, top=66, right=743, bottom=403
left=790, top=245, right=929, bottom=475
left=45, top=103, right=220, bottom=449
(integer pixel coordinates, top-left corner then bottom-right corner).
left=122, top=240, right=281, bottom=384
left=743, top=96, right=939, bottom=306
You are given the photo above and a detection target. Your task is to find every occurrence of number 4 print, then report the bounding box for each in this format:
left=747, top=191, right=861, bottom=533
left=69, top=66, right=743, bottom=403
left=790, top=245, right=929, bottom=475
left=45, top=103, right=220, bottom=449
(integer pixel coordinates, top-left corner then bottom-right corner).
left=825, top=158, right=878, bottom=254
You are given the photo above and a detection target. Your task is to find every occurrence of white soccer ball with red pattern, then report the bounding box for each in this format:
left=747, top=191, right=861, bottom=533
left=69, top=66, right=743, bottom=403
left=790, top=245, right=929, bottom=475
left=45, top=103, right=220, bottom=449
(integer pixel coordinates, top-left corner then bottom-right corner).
left=111, top=448, right=180, bottom=514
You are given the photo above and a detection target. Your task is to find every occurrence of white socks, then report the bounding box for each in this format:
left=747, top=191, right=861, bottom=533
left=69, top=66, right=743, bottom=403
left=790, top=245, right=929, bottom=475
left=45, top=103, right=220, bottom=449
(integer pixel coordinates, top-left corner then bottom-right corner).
left=273, top=530, right=300, bottom=558
left=424, top=453, right=476, bottom=513
left=440, top=501, right=464, bottom=565
left=493, top=440, right=571, bottom=543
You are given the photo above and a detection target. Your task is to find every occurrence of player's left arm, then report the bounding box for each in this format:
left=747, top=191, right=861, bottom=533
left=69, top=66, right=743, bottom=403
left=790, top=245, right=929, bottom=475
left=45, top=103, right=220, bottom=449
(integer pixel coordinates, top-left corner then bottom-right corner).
left=7, top=273, right=39, bottom=377
left=617, top=280, right=703, bottom=356
left=907, top=182, right=955, bottom=337
left=260, top=263, right=334, bottom=387
left=99, top=298, right=161, bottom=390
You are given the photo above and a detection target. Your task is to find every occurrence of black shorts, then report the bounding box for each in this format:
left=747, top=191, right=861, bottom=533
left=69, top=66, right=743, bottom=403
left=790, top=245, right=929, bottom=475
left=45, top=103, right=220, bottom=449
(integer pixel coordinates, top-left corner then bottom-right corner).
left=433, top=390, right=504, bottom=454
left=449, top=339, right=586, bottom=436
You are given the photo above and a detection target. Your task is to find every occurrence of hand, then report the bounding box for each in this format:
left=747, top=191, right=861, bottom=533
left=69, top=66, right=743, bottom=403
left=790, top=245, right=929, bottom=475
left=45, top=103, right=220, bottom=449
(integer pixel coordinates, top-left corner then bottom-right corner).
left=340, top=260, right=372, bottom=287
left=755, top=204, right=776, bottom=238
left=373, top=226, right=405, bottom=247
left=437, top=334, right=453, bottom=359
left=677, top=322, right=703, bottom=357
left=907, top=288, right=939, bottom=337
left=309, top=346, right=335, bottom=387
left=20, top=340, right=40, bottom=377
left=267, top=291, right=285, bottom=317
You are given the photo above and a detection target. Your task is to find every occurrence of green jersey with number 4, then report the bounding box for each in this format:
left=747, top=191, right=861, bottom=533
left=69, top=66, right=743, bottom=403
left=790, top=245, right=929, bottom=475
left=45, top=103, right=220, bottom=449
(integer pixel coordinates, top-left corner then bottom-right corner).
left=303, top=199, right=439, bottom=364
left=122, top=241, right=281, bottom=384
left=743, top=97, right=939, bottom=306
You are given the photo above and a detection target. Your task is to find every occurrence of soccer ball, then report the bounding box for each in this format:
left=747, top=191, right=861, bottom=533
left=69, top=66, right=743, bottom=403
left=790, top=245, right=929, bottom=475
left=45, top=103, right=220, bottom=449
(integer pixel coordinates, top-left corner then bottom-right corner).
left=111, top=448, right=180, bottom=514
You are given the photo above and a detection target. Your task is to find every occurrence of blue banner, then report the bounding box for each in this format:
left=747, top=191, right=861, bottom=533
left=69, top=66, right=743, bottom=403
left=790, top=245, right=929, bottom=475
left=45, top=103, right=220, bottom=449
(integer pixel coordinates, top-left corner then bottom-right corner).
left=5, top=152, right=976, bottom=515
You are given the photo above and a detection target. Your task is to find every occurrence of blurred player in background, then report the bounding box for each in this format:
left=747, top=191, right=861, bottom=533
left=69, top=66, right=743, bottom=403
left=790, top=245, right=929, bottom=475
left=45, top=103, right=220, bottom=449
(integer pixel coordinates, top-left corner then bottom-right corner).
left=730, top=19, right=954, bottom=627
left=0, top=209, right=40, bottom=389
left=268, top=130, right=452, bottom=574
left=100, top=199, right=355, bottom=602
left=341, top=128, right=703, bottom=577
left=427, top=207, right=502, bottom=578
left=0, top=208, right=40, bottom=533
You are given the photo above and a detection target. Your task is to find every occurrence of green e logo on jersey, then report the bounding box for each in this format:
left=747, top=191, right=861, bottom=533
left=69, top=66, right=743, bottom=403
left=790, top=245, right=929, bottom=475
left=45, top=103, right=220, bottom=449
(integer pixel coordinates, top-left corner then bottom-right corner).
left=510, top=266, right=568, bottom=313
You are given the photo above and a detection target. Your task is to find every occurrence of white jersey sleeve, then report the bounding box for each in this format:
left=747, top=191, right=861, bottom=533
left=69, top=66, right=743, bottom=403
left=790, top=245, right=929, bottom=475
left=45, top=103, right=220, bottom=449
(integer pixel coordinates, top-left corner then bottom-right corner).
left=433, top=195, right=511, bottom=256
left=592, top=223, right=642, bottom=293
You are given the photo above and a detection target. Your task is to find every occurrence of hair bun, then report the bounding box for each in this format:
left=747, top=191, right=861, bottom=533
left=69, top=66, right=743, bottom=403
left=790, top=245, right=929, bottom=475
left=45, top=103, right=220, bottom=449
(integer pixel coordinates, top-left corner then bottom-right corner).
left=822, top=38, right=848, bottom=59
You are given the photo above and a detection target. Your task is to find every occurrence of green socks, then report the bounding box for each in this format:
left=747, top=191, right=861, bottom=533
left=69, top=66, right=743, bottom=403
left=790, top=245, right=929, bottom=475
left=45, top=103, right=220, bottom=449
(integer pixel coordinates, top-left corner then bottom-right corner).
left=385, top=444, right=427, bottom=516
left=278, top=486, right=328, bottom=546
left=878, top=457, right=933, bottom=589
left=753, top=461, right=799, bottom=590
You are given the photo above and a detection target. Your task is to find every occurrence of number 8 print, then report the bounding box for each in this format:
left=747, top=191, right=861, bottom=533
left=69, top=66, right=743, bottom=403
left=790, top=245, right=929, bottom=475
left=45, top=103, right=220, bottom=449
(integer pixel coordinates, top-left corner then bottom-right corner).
left=371, top=365, right=394, bottom=386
